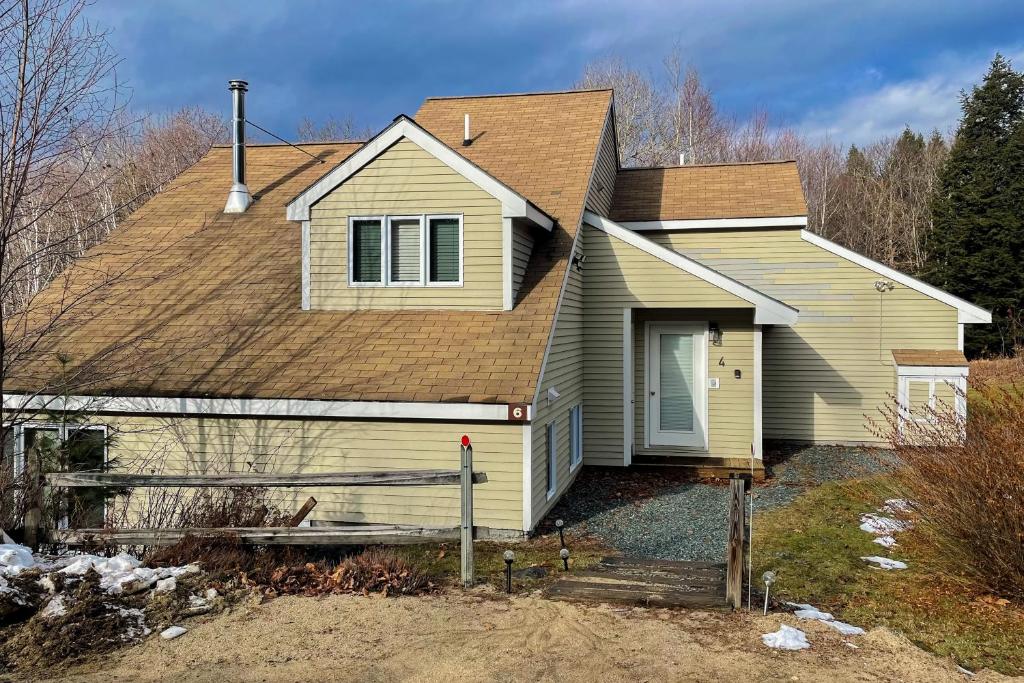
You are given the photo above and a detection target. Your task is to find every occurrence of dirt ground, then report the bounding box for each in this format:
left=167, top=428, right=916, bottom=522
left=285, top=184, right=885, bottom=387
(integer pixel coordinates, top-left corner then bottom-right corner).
left=29, top=590, right=1011, bottom=683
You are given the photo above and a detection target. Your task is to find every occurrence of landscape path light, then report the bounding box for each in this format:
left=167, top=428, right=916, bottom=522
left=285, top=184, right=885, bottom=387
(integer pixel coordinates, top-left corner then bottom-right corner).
left=503, top=550, right=515, bottom=594
left=555, top=518, right=566, bottom=548
left=559, top=547, right=570, bottom=571
left=762, top=570, right=777, bottom=615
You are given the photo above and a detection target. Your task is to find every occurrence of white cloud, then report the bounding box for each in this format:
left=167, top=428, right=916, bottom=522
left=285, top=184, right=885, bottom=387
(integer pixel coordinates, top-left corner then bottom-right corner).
left=798, top=47, right=1024, bottom=146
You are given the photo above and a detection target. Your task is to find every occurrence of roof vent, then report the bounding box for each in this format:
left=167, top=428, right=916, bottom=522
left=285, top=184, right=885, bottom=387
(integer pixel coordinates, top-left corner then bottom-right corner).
left=463, top=114, right=471, bottom=147
left=224, top=79, right=252, bottom=213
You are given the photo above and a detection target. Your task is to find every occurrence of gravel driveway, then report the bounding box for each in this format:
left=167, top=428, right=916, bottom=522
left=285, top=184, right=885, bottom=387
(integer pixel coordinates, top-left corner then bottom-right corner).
left=545, top=445, right=890, bottom=563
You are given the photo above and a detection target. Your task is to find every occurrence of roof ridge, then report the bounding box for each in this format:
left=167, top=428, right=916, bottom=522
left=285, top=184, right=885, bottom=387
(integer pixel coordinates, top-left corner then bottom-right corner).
left=211, top=140, right=366, bottom=149
left=423, top=88, right=613, bottom=101
left=619, top=159, right=797, bottom=171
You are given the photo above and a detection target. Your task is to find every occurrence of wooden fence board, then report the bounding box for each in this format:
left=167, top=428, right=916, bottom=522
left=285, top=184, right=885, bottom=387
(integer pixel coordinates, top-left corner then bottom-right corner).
left=44, top=470, right=487, bottom=488
left=47, top=524, right=460, bottom=547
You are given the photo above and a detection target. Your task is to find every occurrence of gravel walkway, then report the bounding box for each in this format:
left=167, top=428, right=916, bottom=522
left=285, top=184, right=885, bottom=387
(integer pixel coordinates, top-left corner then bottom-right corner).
left=546, top=445, right=892, bottom=563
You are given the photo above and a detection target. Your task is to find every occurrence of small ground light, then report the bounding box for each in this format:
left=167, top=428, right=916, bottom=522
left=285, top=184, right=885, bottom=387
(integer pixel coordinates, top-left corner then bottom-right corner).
left=559, top=547, right=570, bottom=571
left=503, top=550, right=515, bottom=594
left=555, top=518, right=565, bottom=548
left=762, top=570, right=777, bottom=615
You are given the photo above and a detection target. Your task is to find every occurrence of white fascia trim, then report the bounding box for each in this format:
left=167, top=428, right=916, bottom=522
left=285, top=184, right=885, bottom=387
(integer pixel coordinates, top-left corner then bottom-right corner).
left=753, top=324, right=763, bottom=461
left=800, top=230, right=992, bottom=324
left=584, top=211, right=799, bottom=326
left=622, top=216, right=808, bottom=231
left=522, top=423, right=533, bottom=532
left=3, top=393, right=516, bottom=422
left=622, top=307, right=633, bottom=466
left=286, top=117, right=553, bottom=231
left=895, top=365, right=969, bottom=378
left=502, top=217, right=514, bottom=310
left=300, top=220, right=311, bottom=310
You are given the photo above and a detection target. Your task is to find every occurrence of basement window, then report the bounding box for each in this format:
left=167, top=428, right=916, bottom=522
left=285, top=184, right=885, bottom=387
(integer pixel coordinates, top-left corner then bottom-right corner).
left=348, top=214, right=463, bottom=287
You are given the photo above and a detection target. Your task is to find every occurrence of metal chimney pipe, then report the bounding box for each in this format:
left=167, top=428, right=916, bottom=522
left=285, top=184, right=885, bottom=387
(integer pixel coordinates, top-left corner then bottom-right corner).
left=224, top=79, right=251, bottom=213
left=463, top=114, right=471, bottom=146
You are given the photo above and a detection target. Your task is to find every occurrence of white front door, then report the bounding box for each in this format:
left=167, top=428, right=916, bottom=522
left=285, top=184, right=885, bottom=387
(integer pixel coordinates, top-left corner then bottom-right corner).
left=647, top=323, right=707, bottom=449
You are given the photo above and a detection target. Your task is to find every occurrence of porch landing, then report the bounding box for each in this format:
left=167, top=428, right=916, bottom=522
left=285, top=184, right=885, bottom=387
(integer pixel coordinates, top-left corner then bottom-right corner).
left=543, top=556, right=728, bottom=609
left=631, top=454, right=766, bottom=481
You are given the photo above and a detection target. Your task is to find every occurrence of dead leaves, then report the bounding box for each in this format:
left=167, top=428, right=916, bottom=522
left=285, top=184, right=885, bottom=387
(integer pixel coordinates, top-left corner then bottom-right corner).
left=240, top=550, right=434, bottom=599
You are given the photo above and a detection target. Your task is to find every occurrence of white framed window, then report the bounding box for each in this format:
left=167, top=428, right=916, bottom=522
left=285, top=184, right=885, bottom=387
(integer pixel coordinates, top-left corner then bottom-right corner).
left=569, top=404, right=582, bottom=470
left=545, top=421, right=557, bottom=499
left=348, top=214, right=463, bottom=288
left=2, top=422, right=108, bottom=528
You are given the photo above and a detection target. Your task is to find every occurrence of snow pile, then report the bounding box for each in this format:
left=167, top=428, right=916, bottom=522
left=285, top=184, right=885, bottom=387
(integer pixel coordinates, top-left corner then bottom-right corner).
left=59, top=552, right=198, bottom=594
left=861, top=556, right=908, bottom=570
left=873, top=535, right=898, bottom=548
left=786, top=602, right=866, bottom=636
left=761, top=624, right=810, bottom=650
left=0, top=544, right=36, bottom=576
left=117, top=606, right=151, bottom=641
left=859, top=513, right=910, bottom=535
left=881, top=498, right=912, bottom=514
left=39, top=595, right=67, bottom=619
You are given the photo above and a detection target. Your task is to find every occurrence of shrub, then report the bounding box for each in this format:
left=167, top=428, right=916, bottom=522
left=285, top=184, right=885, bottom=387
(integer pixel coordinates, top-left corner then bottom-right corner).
left=880, top=367, right=1024, bottom=600
left=244, top=548, right=434, bottom=598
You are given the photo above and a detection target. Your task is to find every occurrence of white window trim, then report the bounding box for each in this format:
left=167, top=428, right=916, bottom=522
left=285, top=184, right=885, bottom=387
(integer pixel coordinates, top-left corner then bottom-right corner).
left=426, top=214, right=464, bottom=287
left=644, top=321, right=709, bottom=450
left=348, top=214, right=464, bottom=288
left=895, top=365, right=968, bottom=436
left=569, top=404, right=583, bottom=471
left=545, top=421, right=557, bottom=500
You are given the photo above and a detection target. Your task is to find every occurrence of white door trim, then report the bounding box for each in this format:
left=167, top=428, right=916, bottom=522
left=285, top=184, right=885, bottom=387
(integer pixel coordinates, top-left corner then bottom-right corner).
left=644, top=322, right=708, bottom=449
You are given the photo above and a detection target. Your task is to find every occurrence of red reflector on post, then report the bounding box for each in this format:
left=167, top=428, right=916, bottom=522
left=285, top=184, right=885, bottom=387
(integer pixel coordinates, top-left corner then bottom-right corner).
left=461, top=435, right=471, bottom=447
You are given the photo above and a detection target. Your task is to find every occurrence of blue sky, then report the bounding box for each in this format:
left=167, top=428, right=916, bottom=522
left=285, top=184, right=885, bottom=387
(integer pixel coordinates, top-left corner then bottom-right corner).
left=88, top=1, right=1024, bottom=146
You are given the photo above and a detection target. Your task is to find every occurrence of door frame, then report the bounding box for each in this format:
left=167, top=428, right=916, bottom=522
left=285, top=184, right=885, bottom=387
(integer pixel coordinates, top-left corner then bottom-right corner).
left=644, top=322, right=709, bottom=450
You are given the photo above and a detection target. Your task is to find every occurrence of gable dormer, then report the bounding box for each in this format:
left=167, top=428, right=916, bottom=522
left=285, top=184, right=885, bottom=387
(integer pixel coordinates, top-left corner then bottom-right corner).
left=287, top=117, right=552, bottom=311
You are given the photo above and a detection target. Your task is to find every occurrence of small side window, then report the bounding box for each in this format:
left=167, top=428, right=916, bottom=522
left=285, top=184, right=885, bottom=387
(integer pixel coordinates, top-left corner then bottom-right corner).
left=569, top=404, right=582, bottom=470
left=546, top=422, right=557, bottom=499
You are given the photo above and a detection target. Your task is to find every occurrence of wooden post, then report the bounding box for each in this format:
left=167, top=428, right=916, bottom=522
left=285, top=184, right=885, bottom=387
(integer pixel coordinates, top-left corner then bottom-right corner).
left=725, top=475, right=745, bottom=609
left=23, top=457, right=43, bottom=550
left=288, top=497, right=318, bottom=527
left=460, top=437, right=474, bottom=587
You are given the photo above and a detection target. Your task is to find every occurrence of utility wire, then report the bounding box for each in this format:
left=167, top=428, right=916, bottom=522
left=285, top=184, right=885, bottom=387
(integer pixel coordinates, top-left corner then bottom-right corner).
left=244, top=119, right=325, bottom=163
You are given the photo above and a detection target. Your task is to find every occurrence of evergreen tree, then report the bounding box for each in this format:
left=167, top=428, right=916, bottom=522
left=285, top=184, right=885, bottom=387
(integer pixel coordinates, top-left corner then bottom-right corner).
left=925, top=54, right=1024, bottom=356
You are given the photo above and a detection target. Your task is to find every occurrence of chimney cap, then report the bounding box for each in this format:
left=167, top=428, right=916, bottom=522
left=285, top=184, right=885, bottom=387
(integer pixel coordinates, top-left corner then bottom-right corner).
left=228, top=79, right=249, bottom=91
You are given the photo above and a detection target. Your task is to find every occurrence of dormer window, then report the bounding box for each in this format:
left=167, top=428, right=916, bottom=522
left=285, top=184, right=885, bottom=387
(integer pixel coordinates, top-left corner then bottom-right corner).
left=349, top=214, right=462, bottom=287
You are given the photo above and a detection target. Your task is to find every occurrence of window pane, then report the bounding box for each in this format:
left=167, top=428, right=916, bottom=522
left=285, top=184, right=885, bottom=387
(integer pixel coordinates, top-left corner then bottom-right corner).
left=351, top=219, right=382, bottom=283
left=25, top=428, right=60, bottom=471
left=429, top=218, right=460, bottom=283
left=659, top=333, right=695, bottom=432
left=2, top=427, right=14, bottom=475
left=389, top=218, right=421, bottom=283
left=67, top=429, right=106, bottom=528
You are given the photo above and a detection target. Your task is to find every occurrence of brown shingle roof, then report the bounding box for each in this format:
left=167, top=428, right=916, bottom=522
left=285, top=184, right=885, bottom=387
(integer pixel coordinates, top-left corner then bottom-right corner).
left=5, top=90, right=612, bottom=405
left=609, top=160, right=807, bottom=222
left=891, top=350, right=968, bottom=367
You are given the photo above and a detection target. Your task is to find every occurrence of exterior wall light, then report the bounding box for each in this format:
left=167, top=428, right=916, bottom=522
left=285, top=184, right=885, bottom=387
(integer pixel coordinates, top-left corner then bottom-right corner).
left=709, top=322, right=723, bottom=346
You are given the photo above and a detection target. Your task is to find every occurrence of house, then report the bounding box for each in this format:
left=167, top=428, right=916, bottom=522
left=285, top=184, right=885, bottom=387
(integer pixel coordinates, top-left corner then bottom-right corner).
left=2, top=84, right=990, bottom=537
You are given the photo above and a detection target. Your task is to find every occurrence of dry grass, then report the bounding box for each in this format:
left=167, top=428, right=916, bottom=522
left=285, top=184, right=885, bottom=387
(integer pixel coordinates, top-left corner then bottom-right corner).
left=873, top=362, right=1024, bottom=600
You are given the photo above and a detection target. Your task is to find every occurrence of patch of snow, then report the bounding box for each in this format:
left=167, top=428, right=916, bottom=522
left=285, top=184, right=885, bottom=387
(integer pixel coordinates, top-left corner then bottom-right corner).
left=827, top=620, right=866, bottom=636
left=154, top=577, right=176, bottom=593
left=58, top=553, right=198, bottom=594
left=205, top=587, right=218, bottom=600
left=40, top=595, right=67, bottom=619
left=956, top=664, right=975, bottom=677
left=761, top=624, right=810, bottom=650
left=117, top=606, right=151, bottom=641
left=160, top=625, right=187, bottom=640
left=882, top=498, right=913, bottom=514
left=873, top=535, right=898, bottom=548
left=861, top=556, right=908, bottom=570
left=0, top=544, right=36, bottom=575
left=845, top=642, right=860, bottom=649
left=792, top=605, right=834, bottom=622
left=188, top=594, right=209, bottom=608
left=859, top=514, right=910, bottom=535
left=38, top=575, right=57, bottom=593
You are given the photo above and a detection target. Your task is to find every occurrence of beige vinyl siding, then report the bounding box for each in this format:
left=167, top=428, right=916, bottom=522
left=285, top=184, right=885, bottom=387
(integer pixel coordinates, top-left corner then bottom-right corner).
left=309, top=138, right=503, bottom=310
left=511, top=221, right=535, bottom=305
left=531, top=258, right=583, bottom=527
left=648, top=228, right=959, bottom=444
left=633, top=310, right=754, bottom=459
left=103, top=416, right=524, bottom=532
left=586, top=115, right=618, bottom=215
left=582, top=223, right=754, bottom=466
